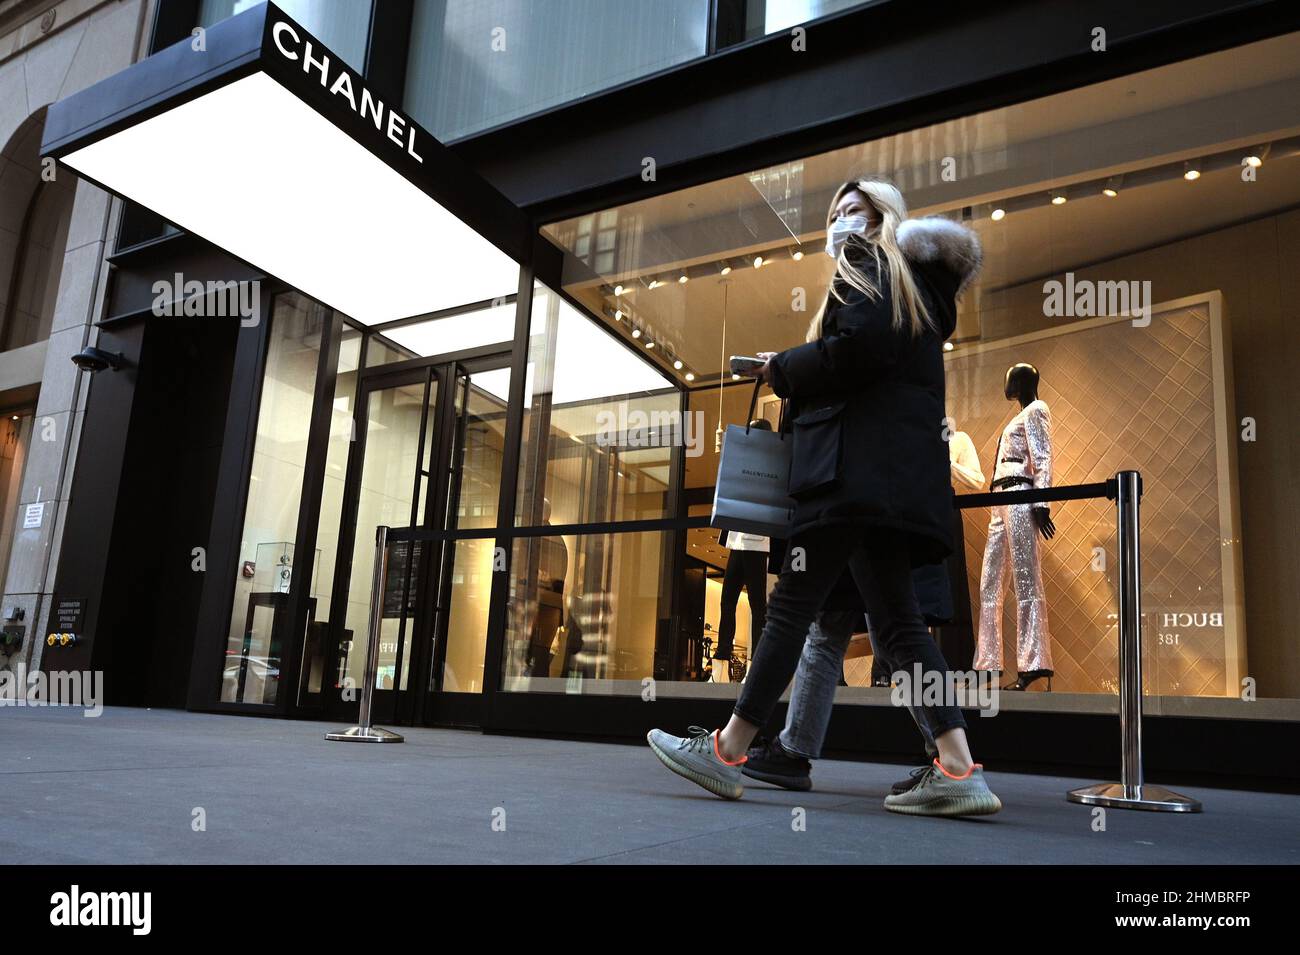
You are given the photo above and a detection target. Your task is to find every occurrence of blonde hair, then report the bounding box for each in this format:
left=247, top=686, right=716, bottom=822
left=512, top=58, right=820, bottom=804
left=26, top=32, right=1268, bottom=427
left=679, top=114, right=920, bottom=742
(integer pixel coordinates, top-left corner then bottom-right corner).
left=806, top=177, right=932, bottom=343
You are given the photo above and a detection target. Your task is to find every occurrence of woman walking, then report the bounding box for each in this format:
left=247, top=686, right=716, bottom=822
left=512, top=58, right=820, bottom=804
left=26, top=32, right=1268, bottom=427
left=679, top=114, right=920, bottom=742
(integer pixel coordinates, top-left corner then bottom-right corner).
left=648, top=176, right=998, bottom=816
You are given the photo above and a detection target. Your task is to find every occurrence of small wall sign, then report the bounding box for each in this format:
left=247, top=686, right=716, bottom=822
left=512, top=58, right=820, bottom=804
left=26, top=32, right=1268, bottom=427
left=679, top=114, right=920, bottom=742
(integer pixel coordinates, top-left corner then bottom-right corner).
left=23, top=502, right=44, bottom=529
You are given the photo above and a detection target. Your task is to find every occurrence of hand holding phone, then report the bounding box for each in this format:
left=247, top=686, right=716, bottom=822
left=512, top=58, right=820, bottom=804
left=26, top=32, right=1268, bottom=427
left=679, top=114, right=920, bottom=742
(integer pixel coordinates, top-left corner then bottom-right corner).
left=729, top=355, right=766, bottom=377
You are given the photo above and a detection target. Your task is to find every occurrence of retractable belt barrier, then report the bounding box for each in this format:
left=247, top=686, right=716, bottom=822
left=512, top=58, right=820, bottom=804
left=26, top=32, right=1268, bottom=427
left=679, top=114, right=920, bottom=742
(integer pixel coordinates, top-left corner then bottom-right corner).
left=333, top=471, right=1203, bottom=811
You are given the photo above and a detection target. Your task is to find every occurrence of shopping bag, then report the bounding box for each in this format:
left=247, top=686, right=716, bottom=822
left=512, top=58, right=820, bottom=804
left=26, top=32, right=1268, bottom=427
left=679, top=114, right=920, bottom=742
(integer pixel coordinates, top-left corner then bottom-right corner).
left=710, top=380, right=794, bottom=538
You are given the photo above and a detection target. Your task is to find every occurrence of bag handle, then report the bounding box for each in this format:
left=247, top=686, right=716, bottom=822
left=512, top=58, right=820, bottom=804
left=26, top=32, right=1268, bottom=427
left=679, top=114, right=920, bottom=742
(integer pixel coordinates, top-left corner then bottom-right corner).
left=743, top=377, right=789, bottom=439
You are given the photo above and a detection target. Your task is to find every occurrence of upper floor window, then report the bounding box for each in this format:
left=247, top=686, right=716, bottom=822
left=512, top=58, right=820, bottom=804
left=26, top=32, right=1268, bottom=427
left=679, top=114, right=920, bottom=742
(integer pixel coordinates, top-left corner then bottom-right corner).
left=198, top=0, right=372, bottom=72
left=403, top=0, right=710, bottom=142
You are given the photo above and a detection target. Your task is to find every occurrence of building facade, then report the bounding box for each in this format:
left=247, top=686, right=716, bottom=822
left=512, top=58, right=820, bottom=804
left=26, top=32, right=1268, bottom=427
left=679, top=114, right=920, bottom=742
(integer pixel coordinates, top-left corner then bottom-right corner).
left=14, top=0, right=1300, bottom=779
left=0, top=0, right=151, bottom=680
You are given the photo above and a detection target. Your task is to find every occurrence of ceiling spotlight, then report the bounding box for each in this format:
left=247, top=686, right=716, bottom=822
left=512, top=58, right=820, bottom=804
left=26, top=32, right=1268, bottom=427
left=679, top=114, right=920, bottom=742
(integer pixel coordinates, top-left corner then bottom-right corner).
left=647, top=278, right=662, bottom=289
left=753, top=255, right=764, bottom=268
left=943, top=341, right=954, bottom=352
left=731, top=373, right=741, bottom=380
left=990, top=207, right=1006, bottom=222
left=1183, top=161, right=1201, bottom=181
left=685, top=371, right=695, bottom=381
left=614, top=309, right=624, bottom=321
left=1103, top=174, right=1123, bottom=197
left=613, top=284, right=624, bottom=296
left=1102, top=187, right=1117, bottom=198
left=719, top=262, right=732, bottom=275
left=1050, top=191, right=1067, bottom=205
left=631, top=327, right=641, bottom=339
left=792, top=248, right=804, bottom=261
left=678, top=273, right=688, bottom=284
left=1244, top=154, right=1263, bottom=168
left=673, top=359, right=683, bottom=370
left=645, top=340, right=655, bottom=349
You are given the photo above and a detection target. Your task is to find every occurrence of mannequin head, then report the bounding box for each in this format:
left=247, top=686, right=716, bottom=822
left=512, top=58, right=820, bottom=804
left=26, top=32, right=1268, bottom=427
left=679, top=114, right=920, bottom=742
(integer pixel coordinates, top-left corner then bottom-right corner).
left=1004, top=363, right=1040, bottom=407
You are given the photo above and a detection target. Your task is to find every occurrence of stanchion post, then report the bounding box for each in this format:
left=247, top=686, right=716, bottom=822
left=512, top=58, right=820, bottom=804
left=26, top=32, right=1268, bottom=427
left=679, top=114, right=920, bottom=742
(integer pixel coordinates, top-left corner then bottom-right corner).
left=326, top=525, right=404, bottom=743
left=1068, top=471, right=1199, bottom=811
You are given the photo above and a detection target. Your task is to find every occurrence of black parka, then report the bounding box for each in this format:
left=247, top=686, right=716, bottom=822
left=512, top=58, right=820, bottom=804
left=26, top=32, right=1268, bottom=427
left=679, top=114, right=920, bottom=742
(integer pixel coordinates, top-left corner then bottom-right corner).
left=767, top=217, right=981, bottom=567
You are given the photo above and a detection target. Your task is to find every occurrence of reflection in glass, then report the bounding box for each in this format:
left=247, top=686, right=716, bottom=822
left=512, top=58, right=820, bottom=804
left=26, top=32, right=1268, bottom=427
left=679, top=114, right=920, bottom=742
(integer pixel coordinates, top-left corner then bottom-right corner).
left=404, top=0, right=709, bottom=140
left=341, top=377, right=436, bottom=693
left=439, top=368, right=511, bottom=693
left=298, top=325, right=362, bottom=703
left=516, top=283, right=681, bottom=530
left=198, top=0, right=372, bottom=71
left=504, top=531, right=673, bottom=691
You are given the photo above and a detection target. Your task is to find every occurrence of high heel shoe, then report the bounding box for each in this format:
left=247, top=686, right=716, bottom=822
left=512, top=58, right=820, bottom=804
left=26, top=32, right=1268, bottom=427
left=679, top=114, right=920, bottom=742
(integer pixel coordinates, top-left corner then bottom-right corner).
left=1003, top=670, right=1053, bottom=691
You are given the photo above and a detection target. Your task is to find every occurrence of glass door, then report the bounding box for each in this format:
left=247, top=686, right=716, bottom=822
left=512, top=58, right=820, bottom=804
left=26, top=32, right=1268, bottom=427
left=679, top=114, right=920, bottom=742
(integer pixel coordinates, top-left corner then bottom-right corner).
left=322, top=353, right=511, bottom=724
left=425, top=358, right=512, bottom=701
left=325, top=366, right=438, bottom=722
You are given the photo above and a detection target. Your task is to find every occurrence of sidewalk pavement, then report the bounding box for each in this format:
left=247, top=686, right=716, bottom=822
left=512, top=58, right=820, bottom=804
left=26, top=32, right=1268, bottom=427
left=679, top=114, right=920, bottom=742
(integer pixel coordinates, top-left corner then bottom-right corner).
left=1, top=706, right=1295, bottom=865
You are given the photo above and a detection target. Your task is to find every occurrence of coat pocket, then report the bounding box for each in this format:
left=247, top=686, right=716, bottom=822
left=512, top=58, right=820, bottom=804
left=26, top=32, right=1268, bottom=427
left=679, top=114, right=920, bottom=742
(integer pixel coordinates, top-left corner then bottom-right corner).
left=788, top=401, right=846, bottom=499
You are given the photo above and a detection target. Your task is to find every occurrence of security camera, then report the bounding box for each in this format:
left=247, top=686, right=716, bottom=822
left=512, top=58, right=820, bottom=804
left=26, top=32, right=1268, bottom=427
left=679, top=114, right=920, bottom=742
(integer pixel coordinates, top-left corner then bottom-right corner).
left=70, top=346, right=125, bottom=372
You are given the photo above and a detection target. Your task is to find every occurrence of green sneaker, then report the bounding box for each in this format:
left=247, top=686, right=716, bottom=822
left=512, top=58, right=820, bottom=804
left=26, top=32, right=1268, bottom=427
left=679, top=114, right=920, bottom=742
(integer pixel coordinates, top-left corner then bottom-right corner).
left=647, top=726, right=745, bottom=800
left=883, top=760, right=1002, bottom=817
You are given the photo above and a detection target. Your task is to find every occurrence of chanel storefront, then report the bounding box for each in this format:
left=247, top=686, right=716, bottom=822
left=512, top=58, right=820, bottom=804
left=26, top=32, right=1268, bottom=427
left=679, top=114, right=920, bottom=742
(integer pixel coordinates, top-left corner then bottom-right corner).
left=37, top=0, right=1300, bottom=781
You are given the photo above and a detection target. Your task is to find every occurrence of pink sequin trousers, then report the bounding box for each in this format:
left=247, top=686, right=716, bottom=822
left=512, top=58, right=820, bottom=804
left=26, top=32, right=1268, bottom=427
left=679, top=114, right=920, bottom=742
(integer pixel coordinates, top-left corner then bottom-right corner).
left=974, top=502, right=1053, bottom=672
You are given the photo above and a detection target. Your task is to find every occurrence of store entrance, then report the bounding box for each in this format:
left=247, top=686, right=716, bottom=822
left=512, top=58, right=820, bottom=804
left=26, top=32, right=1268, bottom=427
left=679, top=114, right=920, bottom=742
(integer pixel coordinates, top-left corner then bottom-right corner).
left=321, top=352, right=512, bottom=726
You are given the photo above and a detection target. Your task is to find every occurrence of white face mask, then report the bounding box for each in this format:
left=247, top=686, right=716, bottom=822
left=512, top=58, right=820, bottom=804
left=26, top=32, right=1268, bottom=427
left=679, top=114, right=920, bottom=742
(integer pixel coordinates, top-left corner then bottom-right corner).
left=825, top=214, right=871, bottom=258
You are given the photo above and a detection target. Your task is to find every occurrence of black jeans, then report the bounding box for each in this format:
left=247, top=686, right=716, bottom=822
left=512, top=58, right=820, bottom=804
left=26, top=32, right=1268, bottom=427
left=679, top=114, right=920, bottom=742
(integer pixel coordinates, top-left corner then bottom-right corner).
left=734, top=526, right=968, bottom=740
left=715, top=549, right=768, bottom=659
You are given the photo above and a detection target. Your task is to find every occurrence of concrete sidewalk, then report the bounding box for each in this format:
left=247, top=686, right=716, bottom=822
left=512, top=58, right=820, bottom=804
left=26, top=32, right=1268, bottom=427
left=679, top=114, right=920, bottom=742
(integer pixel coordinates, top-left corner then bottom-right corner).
left=1, top=706, right=1295, bottom=864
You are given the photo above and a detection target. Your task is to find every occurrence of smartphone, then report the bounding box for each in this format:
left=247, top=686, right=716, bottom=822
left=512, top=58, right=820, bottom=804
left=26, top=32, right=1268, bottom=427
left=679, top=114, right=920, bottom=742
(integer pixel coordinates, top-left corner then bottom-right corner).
left=729, top=355, right=766, bottom=377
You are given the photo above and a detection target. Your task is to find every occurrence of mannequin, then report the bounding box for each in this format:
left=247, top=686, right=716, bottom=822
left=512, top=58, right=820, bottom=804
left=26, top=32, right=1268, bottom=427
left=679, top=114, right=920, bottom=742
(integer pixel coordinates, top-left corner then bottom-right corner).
left=975, top=363, right=1055, bottom=690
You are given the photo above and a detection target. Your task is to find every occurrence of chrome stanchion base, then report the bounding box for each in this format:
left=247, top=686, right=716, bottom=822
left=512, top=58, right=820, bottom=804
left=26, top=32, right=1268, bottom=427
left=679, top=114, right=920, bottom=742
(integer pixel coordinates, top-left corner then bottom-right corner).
left=1067, top=782, right=1201, bottom=812
left=325, top=726, right=404, bottom=743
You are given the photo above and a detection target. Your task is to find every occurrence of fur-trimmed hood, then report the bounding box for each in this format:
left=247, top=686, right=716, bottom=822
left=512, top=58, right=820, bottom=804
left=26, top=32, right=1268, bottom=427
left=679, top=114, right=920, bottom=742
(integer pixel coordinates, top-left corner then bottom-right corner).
left=897, top=216, right=983, bottom=297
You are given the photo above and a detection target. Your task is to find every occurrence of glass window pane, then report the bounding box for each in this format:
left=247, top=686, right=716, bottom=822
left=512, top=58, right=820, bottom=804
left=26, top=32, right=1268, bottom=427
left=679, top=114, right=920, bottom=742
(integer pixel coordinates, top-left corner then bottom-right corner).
left=504, top=530, right=673, bottom=690
left=297, top=324, right=362, bottom=702
left=738, top=0, right=872, bottom=43
left=439, top=368, right=511, bottom=692
left=221, top=293, right=326, bottom=704
left=404, top=0, right=709, bottom=141
left=198, top=0, right=372, bottom=72
left=341, top=377, right=436, bottom=693
left=516, top=282, right=682, bottom=529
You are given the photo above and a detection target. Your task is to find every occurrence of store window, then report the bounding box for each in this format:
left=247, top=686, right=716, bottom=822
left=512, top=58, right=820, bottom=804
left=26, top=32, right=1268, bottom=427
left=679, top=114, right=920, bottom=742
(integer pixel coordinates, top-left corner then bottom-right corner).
left=403, top=0, right=710, bottom=141
left=515, top=282, right=681, bottom=529
left=0, top=410, right=36, bottom=595
left=221, top=293, right=329, bottom=704
left=296, top=323, right=363, bottom=703
left=536, top=31, right=1300, bottom=715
